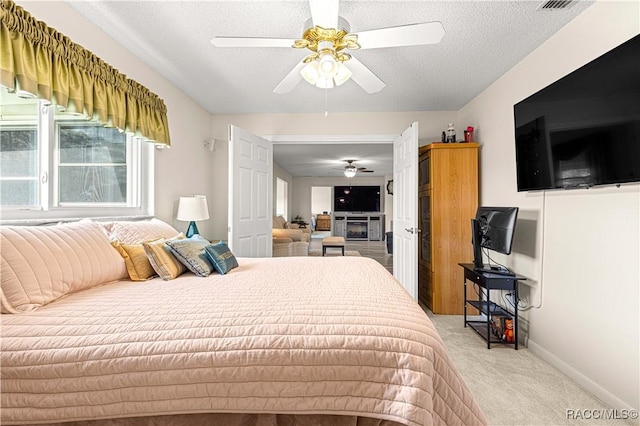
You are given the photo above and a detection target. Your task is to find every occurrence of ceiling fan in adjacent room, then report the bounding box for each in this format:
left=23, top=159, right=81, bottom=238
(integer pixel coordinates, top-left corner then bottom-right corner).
left=341, top=160, right=374, bottom=177
left=211, top=0, right=445, bottom=94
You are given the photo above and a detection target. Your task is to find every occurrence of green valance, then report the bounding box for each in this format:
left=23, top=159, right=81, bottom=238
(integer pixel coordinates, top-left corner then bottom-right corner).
left=0, top=0, right=170, bottom=145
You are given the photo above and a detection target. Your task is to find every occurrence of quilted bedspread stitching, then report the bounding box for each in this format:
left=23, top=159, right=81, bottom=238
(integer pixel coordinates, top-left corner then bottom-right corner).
left=1, top=256, right=487, bottom=426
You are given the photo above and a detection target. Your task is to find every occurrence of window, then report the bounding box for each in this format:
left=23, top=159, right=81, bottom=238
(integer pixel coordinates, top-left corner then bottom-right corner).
left=55, top=121, right=134, bottom=205
left=0, top=125, right=38, bottom=206
left=0, top=91, right=152, bottom=221
left=276, top=177, right=288, bottom=220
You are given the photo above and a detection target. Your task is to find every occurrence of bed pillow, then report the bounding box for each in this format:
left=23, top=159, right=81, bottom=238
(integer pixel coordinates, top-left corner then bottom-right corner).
left=143, top=234, right=186, bottom=280
left=165, top=235, right=214, bottom=277
left=204, top=241, right=239, bottom=275
left=111, top=240, right=159, bottom=281
left=101, top=218, right=179, bottom=244
left=0, top=221, right=128, bottom=314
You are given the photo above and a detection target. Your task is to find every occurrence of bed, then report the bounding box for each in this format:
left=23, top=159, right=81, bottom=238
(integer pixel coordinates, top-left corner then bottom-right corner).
left=0, top=220, right=486, bottom=426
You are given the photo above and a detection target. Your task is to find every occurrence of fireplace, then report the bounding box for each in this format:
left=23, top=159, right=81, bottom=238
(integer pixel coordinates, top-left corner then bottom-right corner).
left=346, top=220, right=368, bottom=240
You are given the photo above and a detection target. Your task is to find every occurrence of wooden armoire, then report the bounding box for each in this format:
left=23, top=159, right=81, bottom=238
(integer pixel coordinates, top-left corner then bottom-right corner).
left=418, top=143, right=479, bottom=314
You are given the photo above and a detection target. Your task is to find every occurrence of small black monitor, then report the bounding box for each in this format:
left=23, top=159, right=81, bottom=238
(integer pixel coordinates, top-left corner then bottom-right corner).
left=472, top=207, right=519, bottom=273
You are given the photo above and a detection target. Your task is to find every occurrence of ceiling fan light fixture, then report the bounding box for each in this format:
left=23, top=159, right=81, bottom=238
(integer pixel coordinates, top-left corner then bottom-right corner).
left=334, top=62, right=352, bottom=86
left=344, top=166, right=357, bottom=178
left=302, top=53, right=351, bottom=89
left=301, top=61, right=320, bottom=84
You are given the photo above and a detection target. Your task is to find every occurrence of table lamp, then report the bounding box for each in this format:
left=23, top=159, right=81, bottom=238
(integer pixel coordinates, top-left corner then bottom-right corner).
left=176, top=195, right=209, bottom=238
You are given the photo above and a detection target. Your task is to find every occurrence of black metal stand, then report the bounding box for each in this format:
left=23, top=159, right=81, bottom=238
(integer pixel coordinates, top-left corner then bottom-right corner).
left=459, top=263, right=526, bottom=349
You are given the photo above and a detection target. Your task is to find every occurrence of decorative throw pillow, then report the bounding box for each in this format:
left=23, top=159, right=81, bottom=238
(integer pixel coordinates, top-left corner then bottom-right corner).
left=204, top=241, right=239, bottom=275
left=142, top=234, right=186, bottom=280
left=166, top=235, right=214, bottom=277
left=101, top=218, right=179, bottom=244
left=111, top=240, right=159, bottom=281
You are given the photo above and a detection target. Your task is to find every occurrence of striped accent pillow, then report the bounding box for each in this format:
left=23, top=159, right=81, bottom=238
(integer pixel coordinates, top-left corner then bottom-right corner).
left=143, top=234, right=186, bottom=280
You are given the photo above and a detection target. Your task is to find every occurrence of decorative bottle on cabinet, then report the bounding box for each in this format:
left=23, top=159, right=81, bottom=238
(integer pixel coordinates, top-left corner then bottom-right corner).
left=418, top=143, right=479, bottom=314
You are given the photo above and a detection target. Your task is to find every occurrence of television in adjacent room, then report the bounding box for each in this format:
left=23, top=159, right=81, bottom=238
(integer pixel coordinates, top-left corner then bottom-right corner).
left=514, top=34, right=640, bottom=191
left=472, top=206, right=519, bottom=275
left=333, top=185, right=381, bottom=212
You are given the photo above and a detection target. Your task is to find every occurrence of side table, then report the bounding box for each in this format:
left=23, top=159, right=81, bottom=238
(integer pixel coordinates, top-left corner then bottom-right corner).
left=459, top=263, right=526, bottom=349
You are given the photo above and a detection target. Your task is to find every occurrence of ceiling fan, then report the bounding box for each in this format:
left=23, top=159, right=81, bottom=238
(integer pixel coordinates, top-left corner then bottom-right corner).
left=341, top=160, right=374, bottom=177
left=211, top=0, right=445, bottom=94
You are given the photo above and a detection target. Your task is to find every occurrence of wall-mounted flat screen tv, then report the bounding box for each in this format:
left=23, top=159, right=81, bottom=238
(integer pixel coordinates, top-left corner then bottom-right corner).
left=514, top=34, right=640, bottom=191
left=334, top=186, right=381, bottom=212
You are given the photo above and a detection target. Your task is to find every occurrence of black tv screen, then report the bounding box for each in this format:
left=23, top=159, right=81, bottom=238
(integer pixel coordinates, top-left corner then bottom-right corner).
left=334, top=186, right=381, bottom=212
left=514, top=34, right=640, bottom=191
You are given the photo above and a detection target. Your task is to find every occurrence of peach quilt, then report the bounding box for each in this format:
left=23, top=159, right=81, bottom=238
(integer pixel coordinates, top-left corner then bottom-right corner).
left=1, top=256, right=486, bottom=425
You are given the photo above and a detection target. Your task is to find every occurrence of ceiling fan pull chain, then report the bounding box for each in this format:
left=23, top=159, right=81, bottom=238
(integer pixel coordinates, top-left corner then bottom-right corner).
left=324, top=88, right=328, bottom=117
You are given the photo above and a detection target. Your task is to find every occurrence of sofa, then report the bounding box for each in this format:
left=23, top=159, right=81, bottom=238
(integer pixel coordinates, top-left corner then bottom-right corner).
left=272, top=237, right=309, bottom=257
left=272, top=216, right=311, bottom=242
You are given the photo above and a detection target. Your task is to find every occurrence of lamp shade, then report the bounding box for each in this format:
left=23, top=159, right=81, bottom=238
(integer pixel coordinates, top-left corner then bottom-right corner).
left=177, top=195, right=209, bottom=221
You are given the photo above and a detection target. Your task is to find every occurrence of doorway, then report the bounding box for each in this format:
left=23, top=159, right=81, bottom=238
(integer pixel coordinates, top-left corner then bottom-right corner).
left=269, top=133, right=395, bottom=227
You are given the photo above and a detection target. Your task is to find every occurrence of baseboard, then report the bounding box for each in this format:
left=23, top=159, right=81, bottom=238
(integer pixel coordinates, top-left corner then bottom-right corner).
left=527, top=339, right=637, bottom=411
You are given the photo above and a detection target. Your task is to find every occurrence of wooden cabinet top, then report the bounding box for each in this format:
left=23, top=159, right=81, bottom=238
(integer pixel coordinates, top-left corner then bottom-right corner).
left=419, top=142, right=479, bottom=155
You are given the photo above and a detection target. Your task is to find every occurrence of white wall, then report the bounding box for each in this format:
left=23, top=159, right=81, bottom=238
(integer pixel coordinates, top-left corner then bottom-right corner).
left=19, top=1, right=216, bottom=239
left=458, top=0, right=639, bottom=410
left=311, top=186, right=332, bottom=216
left=384, top=174, right=394, bottom=232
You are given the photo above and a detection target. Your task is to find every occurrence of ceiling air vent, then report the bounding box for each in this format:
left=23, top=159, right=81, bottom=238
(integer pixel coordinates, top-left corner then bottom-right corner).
left=538, top=0, right=575, bottom=10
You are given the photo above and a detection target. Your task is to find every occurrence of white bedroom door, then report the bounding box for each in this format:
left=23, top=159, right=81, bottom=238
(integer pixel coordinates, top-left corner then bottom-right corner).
left=393, top=122, right=419, bottom=300
left=228, top=125, right=273, bottom=257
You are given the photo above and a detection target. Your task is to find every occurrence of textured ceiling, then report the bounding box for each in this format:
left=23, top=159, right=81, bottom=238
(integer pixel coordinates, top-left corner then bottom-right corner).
left=67, top=0, right=593, bottom=115
left=65, top=0, right=594, bottom=176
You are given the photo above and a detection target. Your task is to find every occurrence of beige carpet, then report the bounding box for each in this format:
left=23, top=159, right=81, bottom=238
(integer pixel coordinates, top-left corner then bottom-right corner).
left=426, top=312, right=637, bottom=426
left=308, top=249, right=361, bottom=257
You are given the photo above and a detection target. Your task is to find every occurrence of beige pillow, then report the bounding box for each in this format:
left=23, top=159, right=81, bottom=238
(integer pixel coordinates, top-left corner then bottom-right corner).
left=143, top=234, right=186, bottom=280
left=272, top=216, right=287, bottom=229
left=101, top=218, right=179, bottom=244
left=111, top=240, right=159, bottom=281
left=1, top=221, right=128, bottom=313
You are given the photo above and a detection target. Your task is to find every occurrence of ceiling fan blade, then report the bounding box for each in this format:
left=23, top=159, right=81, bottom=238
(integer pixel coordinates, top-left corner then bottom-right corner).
left=355, top=21, right=445, bottom=50
left=211, top=36, right=295, bottom=48
left=309, top=0, right=339, bottom=29
left=273, top=61, right=306, bottom=94
left=345, top=58, right=385, bottom=94
left=361, top=170, right=374, bottom=173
